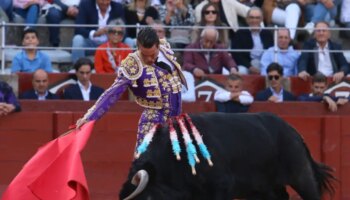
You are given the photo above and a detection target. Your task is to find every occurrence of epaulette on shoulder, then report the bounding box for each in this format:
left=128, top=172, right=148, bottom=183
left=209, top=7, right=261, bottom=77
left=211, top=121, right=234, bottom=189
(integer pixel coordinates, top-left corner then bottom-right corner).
left=119, top=53, right=143, bottom=80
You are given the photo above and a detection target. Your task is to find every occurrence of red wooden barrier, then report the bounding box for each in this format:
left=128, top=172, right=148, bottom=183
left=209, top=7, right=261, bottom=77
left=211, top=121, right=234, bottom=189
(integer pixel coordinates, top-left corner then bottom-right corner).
left=1, top=102, right=350, bottom=199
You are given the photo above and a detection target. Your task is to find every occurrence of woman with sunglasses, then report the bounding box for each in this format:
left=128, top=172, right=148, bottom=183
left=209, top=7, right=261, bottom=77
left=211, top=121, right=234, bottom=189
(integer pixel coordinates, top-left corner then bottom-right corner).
left=94, top=19, right=132, bottom=73
left=191, top=2, right=229, bottom=47
left=256, top=62, right=296, bottom=102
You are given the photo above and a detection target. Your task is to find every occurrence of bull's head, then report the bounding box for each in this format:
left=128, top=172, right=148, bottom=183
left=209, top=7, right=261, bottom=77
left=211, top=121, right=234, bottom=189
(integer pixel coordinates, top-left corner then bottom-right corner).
left=122, top=169, right=149, bottom=200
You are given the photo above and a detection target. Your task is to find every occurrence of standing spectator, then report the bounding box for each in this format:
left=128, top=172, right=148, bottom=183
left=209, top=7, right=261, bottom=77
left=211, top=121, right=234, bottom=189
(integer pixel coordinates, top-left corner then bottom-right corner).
left=304, top=0, right=342, bottom=33
left=13, top=0, right=46, bottom=29
left=63, top=58, right=104, bottom=101
left=71, top=0, right=124, bottom=63
left=215, top=74, right=254, bottom=113
left=231, top=7, right=274, bottom=75
left=124, top=0, right=159, bottom=48
left=298, top=21, right=349, bottom=83
left=298, top=72, right=348, bottom=112
left=46, top=0, right=81, bottom=47
left=20, top=69, right=59, bottom=100
left=194, top=0, right=249, bottom=32
left=183, top=27, right=237, bottom=78
left=11, top=28, right=52, bottom=73
left=262, top=0, right=303, bottom=39
left=158, top=0, right=196, bottom=49
left=256, top=62, right=296, bottom=102
left=0, top=0, right=13, bottom=21
left=191, top=2, right=229, bottom=46
left=0, top=81, right=21, bottom=116
left=94, top=19, right=132, bottom=74
left=260, top=28, right=300, bottom=77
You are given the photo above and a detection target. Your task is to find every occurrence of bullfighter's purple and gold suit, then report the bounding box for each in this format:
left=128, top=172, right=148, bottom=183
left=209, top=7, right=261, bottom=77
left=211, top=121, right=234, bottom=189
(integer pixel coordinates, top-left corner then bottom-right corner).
left=82, top=40, right=187, bottom=145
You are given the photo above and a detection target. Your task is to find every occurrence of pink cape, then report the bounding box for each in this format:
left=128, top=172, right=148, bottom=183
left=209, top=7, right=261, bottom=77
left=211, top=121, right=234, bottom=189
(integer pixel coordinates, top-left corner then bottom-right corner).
left=1, top=121, right=95, bottom=200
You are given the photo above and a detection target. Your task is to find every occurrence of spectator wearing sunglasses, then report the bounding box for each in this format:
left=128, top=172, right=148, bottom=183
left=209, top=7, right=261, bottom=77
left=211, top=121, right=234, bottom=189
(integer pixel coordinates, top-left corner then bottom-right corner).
left=256, top=62, right=296, bottom=102
left=191, top=2, right=229, bottom=47
left=94, top=19, right=132, bottom=73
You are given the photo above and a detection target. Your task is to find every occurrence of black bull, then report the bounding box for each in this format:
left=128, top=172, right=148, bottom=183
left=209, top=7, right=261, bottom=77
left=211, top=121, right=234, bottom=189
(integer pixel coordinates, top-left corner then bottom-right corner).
left=119, top=112, right=336, bottom=200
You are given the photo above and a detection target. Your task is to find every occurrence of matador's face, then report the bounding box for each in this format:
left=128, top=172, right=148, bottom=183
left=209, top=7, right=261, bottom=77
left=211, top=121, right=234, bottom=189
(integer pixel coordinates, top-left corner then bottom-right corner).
left=138, top=44, right=159, bottom=65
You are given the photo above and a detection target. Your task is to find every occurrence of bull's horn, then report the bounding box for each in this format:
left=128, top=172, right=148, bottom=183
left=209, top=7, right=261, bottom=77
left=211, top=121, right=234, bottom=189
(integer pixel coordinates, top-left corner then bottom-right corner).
left=123, top=170, right=149, bottom=200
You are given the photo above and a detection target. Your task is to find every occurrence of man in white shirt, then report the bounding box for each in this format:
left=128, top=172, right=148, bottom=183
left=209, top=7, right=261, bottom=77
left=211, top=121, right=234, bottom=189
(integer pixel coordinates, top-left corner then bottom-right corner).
left=63, top=57, right=104, bottom=101
left=214, top=74, right=253, bottom=112
left=71, top=0, right=125, bottom=63
left=298, top=21, right=349, bottom=83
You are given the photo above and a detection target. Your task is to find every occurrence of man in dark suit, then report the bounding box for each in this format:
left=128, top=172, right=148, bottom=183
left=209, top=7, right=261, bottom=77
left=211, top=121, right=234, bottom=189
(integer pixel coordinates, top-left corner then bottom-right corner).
left=183, top=27, right=237, bottom=78
left=256, top=63, right=296, bottom=102
left=20, top=69, right=59, bottom=100
left=231, top=7, right=273, bottom=75
left=71, top=0, right=125, bottom=62
left=64, top=58, right=104, bottom=101
left=298, top=21, right=349, bottom=83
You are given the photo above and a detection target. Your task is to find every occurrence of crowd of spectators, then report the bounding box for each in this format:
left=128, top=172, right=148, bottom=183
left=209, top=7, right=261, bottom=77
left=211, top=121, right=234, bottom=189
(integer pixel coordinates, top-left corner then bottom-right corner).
left=0, top=0, right=350, bottom=114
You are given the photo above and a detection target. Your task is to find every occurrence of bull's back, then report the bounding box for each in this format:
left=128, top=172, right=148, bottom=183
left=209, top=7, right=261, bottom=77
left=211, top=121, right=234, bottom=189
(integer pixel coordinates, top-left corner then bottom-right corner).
left=188, top=112, right=301, bottom=168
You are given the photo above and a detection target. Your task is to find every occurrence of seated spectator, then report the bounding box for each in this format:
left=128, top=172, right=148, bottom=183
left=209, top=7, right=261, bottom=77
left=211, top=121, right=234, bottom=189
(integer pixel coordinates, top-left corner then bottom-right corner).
left=94, top=19, right=132, bottom=74
left=13, top=0, right=46, bottom=29
left=0, top=0, right=13, bottom=21
left=20, top=69, right=59, bottom=100
left=63, top=57, right=104, bottom=101
left=183, top=27, right=237, bottom=78
left=215, top=74, right=253, bottom=113
left=0, top=81, right=21, bottom=116
left=158, top=0, right=195, bottom=49
left=262, top=0, right=303, bottom=39
left=260, top=28, right=300, bottom=77
left=298, top=21, right=349, bottom=83
left=71, top=0, right=124, bottom=63
left=194, top=0, right=249, bottom=33
left=298, top=73, right=348, bottom=112
left=11, top=28, right=53, bottom=73
left=256, top=62, right=296, bottom=102
left=191, top=2, right=229, bottom=47
left=124, top=0, right=159, bottom=48
left=304, top=0, right=342, bottom=33
left=46, top=0, right=81, bottom=47
left=231, top=7, right=274, bottom=75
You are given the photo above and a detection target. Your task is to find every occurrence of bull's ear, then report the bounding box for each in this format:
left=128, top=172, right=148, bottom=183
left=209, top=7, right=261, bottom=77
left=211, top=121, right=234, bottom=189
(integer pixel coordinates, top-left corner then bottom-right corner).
left=141, top=162, right=156, bottom=183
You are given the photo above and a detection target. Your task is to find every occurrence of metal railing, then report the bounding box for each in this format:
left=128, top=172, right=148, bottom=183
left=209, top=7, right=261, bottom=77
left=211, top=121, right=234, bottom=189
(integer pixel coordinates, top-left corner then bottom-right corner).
left=1, top=22, right=350, bottom=74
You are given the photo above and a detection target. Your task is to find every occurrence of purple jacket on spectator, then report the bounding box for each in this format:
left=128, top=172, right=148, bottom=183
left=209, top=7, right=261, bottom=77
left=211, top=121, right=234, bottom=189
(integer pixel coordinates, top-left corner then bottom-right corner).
left=0, top=81, right=21, bottom=112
